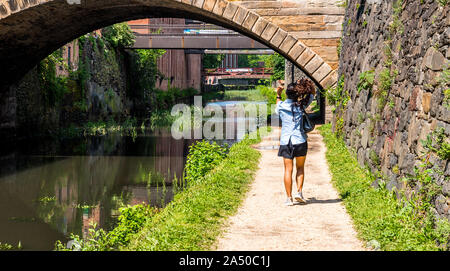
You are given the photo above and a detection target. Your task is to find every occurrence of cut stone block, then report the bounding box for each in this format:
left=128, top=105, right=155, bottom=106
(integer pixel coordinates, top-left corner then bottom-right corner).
left=232, top=6, right=248, bottom=25
left=312, top=63, right=333, bottom=82
left=202, top=0, right=216, bottom=12
left=261, top=22, right=277, bottom=41
left=192, top=0, right=205, bottom=8
left=279, top=34, right=297, bottom=54
left=252, top=17, right=269, bottom=36
left=212, top=0, right=228, bottom=16
left=319, top=70, right=337, bottom=89
left=242, top=11, right=259, bottom=30
left=305, top=54, right=324, bottom=74
left=270, top=28, right=287, bottom=47
left=297, top=47, right=315, bottom=67
left=222, top=2, right=238, bottom=20
left=288, top=41, right=306, bottom=60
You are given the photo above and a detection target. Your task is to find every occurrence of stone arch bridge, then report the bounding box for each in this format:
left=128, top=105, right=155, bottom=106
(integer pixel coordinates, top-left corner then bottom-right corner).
left=0, top=0, right=344, bottom=91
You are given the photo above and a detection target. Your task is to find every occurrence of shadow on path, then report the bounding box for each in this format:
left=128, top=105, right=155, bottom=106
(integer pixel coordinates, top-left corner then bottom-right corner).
left=305, top=197, right=342, bottom=204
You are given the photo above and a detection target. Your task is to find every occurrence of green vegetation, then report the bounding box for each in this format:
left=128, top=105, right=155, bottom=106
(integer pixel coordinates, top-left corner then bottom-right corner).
left=369, top=149, right=380, bottom=166
left=0, top=242, right=13, bottom=251
left=323, top=75, right=348, bottom=111
left=237, top=53, right=285, bottom=81
left=323, top=75, right=348, bottom=137
left=436, top=0, right=448, bottom=6
left=125, top=129, right=266, bottom=250
left=184, top=141, right=229, bottom=184
left=222, top=89, right=266, bottom=101
left=337, top=0, right=348, bottom=8
left=60, top=118, right=140, bottom=138
left=390, top=0, right=404, bottom=35
left=132, top=49, right=167, bottom=94
left=319, top=124, right=450, bottom=251
left=202, top=85, right=287, bottom=115
left=203, top=54, right=225, bottom=69
left=376, top=68, right=398, bottom=110
left=438, top=66, right=450, bottom=109
left=102, top=23, right=135, bottom=49
left=357, top=70, right=375, bottom=93
left=55, top=204, right=158, bottom=251
left=337, top=37, right=342, bottom=57
left=444, top=89, right=450, bottom=109
left=421, top=127, right=450, bottom=160
left=153, top=87, right=197, bottom=110
left=202, top=89, right=267, bottom=104
left=256, top=85, right=288, bottom=115
left=38, top=50, right=69, bottom=107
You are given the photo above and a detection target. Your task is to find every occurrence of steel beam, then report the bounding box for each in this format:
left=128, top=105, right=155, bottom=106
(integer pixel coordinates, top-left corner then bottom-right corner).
left=204, top=49, right=274, bottom=55
left=132, top=35, right=269, bottom=49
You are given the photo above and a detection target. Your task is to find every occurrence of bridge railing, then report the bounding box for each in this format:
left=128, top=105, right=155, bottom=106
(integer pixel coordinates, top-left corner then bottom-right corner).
left=129, top=23, right=237, bottom=36
left=203, top=67, right=274, bottom=75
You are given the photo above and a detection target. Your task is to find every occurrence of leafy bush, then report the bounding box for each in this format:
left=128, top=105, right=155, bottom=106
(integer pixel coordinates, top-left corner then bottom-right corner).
left=376, top=68, right=398, bottom=110
left=203, top=54, right=225, bottom=69
left=444, top=89, right=450, bottom=110
left=257, top=85, right=286, bottom=106
left=184, top=140, right=229, bottom=183
left=132, top=49, right=166, bottom=94
left=102, top=23, right=135, bottom=49
left=105, top=204, right=157, bottom=247
left=323, top=75, right=348, bottom=109
left=421, top=127, right=450, bottom=160
left=0, top=242, right=13, bottom=251
left=55, top=204, right=157, bottom=251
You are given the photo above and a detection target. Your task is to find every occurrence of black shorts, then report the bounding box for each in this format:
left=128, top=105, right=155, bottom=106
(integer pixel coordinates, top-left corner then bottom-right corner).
left=278, top=141, right=308, bottom=159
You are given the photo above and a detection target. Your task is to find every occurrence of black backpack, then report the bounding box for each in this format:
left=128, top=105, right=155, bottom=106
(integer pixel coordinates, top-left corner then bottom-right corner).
left=300, top=105, right=315, bottom=133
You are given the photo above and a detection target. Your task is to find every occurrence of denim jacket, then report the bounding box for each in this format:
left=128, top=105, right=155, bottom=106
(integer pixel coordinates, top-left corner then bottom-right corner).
left=275, top=94, right=314, bottom=145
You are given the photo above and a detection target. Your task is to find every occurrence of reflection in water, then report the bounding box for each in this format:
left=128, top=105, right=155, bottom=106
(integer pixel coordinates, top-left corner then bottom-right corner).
left=0, top=100, right=268, bottom=250
left=0, top=128, right=195, bottom=250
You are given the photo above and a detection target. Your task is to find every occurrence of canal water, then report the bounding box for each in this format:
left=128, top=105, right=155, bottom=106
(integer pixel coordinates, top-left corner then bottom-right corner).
left=0, top=129, right=197, bottom=250
left=0, top=101, right=268, bottom=250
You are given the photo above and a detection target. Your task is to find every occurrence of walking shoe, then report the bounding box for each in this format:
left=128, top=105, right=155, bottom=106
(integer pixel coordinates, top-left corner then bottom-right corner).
left=284, top=197, right=294, bottom=206
left=294, top=191, right=306, bottom=204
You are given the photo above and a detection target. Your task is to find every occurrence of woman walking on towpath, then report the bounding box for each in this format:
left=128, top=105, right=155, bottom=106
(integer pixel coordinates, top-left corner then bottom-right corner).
left=275, top=79, right=316, bottom=206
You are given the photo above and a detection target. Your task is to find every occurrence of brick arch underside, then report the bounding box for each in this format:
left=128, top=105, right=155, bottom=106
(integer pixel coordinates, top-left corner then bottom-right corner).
left=0, top=0, right=338, bottom=90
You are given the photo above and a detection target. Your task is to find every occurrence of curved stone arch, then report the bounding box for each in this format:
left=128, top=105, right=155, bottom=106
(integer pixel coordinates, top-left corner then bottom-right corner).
left=0, top=0, right=337, bottom=89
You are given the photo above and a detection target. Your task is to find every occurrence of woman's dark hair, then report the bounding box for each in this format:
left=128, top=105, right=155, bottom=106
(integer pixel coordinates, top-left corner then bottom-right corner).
left=285, top=78, right=315, bottom=120
left=293, top=78, right=316, bottom=108
left=285, top=83, right=297, bottom=100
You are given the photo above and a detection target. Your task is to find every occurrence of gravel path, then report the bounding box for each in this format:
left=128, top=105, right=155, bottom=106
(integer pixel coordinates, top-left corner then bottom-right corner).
left=214, top=127, right=366, bottom=251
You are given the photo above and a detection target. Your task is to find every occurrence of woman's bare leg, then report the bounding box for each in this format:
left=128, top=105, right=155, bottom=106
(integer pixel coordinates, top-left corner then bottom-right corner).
left=283, top=158, right=294, bottom=198
left=295, top=156, right=306, bottom=192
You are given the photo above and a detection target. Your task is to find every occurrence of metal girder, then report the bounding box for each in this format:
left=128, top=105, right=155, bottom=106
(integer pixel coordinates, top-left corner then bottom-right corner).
left=204, top=49, right=274, bottom=55
left=132, top=35, right=269, bottom=49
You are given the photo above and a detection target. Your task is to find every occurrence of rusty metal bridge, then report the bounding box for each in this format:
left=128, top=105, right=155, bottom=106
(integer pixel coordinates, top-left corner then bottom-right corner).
left=130, top=20, right=270, bottom=50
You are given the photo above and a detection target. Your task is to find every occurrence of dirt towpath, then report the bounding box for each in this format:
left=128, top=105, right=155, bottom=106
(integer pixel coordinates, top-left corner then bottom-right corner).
left=215, top=127, right=365, bottom=250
